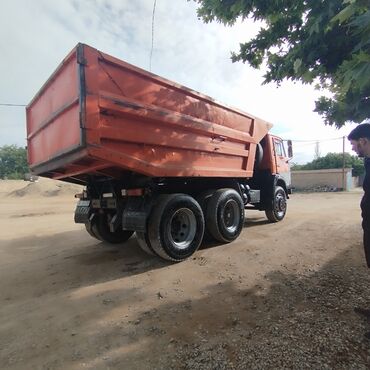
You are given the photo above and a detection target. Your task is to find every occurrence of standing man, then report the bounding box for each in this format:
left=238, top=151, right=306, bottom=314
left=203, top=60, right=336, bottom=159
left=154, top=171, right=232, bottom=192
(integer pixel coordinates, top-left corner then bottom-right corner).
left=348, top=123, right=370, bottom=340
left=348, top=123, right=370, bottom=268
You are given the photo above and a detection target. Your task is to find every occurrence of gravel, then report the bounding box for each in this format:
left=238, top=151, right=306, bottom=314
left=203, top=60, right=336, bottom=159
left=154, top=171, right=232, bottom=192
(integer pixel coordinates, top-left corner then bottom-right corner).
left=156, top=267, right=370, bottom=370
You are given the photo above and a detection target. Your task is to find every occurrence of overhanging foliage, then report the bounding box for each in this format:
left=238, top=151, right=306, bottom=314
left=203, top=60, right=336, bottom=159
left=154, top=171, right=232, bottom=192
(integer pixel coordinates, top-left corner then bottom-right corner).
left=193, top=0, right=370, bottom=127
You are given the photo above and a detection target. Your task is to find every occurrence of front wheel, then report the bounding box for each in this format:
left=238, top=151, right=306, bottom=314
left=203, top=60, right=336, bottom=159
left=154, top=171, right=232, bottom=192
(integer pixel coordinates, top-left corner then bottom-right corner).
left=265, top=186, right=287, bottom=222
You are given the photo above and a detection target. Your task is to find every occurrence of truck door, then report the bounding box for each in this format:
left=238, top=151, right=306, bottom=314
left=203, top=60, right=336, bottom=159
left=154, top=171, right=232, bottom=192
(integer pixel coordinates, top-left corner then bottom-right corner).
left=273, top=138, right=291, bottom=187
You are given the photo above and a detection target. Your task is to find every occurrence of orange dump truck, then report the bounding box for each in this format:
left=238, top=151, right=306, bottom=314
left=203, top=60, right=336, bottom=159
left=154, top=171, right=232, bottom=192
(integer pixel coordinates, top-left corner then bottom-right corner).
left=26, top=43, right=292, bottom=261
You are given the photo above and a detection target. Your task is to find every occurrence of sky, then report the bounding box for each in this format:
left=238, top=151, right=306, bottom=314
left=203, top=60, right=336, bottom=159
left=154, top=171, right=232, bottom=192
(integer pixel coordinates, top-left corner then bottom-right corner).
left=0, top=0, right=360, bottom=164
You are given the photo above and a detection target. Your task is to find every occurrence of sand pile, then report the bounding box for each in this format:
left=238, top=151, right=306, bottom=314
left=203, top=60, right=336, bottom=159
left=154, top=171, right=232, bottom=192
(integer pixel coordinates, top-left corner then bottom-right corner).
left=4, top=178, right=83, bottom=198
left=0, top=180, right=25, bottom=195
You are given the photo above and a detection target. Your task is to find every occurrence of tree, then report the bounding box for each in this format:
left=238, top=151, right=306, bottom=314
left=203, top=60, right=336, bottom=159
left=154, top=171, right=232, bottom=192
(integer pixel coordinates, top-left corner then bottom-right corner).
left=291, top=152, right=364, bottom=176
left=193, top=0, right=370, bottom=127
left=0, top=145, right=29, bottom=179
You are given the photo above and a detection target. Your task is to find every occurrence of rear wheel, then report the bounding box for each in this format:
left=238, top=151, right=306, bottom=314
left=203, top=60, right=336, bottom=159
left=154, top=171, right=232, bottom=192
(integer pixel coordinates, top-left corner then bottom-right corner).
left=85, top=221, right=102, bottom=241
left=206, top=188, right=244, bottom=243
left=93, top=213, right=134, bottom=244
left=148, top=194, right=205, bottom=261
left=136, top=232, right=156, bottom=256
left=265, top=186, right=287, bottom=222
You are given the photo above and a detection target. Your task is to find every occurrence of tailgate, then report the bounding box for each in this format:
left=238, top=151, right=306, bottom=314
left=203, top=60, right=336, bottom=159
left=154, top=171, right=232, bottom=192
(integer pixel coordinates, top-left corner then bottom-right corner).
left=26, top=46, right=84, bottom=173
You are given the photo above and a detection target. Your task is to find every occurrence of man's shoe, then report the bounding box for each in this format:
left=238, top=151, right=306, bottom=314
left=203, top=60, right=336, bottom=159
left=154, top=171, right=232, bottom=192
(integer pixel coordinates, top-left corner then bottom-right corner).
left=354, top=307, right=370, bottom=319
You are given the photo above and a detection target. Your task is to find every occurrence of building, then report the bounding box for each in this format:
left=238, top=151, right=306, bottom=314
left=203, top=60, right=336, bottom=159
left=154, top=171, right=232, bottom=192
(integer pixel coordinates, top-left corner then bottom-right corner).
left=291, top=168, right=354, bottom=191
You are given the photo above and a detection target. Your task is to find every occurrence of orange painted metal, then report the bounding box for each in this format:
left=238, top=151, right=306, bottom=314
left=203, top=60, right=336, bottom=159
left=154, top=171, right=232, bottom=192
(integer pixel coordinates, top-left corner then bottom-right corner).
left=26, top=44, right=273, bottom=183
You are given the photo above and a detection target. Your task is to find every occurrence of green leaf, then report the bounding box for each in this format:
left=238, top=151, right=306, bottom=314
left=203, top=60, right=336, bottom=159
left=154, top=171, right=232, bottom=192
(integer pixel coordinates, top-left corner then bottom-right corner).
left=331, top=3, right=356, bottom=24
left=293, top=58, right=302, bottom=73
left=193, top=0, right=370, bottom=127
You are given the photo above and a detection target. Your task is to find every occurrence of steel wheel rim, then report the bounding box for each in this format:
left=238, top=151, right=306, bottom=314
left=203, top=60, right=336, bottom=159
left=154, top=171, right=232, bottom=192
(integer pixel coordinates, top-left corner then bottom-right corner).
left=168, top=208, right=197, bottom=250
left=275, top=192, right=286, bottom=217
left=222, top=199, right=239, bottom=233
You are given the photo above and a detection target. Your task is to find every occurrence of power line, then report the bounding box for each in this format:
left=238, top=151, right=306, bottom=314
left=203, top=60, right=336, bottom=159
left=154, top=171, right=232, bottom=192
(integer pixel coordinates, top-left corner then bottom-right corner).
left=149, top=0, right=157, bottom=72
left=0, top=103, right=27, bottom=107
left=288, top=136, right=343, bottom=143
left=293, top=142, right=325, bottom=148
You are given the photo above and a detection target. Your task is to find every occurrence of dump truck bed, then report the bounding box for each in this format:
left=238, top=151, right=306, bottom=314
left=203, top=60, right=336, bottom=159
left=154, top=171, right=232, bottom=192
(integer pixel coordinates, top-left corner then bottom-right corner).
left=27, top=44, right=272, bottom=184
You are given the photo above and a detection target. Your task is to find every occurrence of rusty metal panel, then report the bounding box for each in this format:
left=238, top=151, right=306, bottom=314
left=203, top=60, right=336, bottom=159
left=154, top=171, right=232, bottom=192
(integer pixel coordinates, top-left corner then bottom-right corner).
left=26, top=47, right=83, bottom=169
left=26, top=44, right=273, bottom=181
left=28, top=102, right=81, bottom=165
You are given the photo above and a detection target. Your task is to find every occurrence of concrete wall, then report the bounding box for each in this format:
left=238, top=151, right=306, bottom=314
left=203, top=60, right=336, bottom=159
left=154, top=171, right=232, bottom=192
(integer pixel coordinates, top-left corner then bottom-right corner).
left=291, top=168, right=353, bottom=191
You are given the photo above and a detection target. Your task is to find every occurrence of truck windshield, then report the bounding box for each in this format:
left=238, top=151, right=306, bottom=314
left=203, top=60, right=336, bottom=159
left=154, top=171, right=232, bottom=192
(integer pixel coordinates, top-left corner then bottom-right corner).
left=274, top=139, right=286, bottom=157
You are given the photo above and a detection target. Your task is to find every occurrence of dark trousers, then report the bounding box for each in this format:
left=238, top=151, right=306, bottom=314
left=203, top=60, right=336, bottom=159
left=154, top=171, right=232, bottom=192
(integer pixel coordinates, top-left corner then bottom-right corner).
left=361, top=197, right=370, bottom=268
left=363, top=219, right=370, bottom=268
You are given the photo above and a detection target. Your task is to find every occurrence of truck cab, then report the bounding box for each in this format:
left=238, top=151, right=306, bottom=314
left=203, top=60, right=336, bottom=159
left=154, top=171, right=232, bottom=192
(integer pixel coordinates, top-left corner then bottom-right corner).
left=246, top=133, right=292, bottom=222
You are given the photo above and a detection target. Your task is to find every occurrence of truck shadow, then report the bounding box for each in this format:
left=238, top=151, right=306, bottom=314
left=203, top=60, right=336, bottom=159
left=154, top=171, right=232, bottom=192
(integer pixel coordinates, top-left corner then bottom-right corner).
left=0, top=230, right=171, bottom=301
left=199, top=216, right=271, bottom=251
left=0, top=213, right=282, bottom=299
left=244, top=216, right=270, bottom=228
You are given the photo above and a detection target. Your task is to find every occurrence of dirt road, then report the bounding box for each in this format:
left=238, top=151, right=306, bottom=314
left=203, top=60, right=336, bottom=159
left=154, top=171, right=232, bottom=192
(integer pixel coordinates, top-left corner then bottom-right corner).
left=0, top=180, right=369, bottom=369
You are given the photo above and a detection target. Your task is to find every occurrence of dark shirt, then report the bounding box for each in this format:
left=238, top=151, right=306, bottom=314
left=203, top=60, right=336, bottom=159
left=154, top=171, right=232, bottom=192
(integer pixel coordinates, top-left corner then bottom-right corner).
left=362, top=158, right=370, bottom=267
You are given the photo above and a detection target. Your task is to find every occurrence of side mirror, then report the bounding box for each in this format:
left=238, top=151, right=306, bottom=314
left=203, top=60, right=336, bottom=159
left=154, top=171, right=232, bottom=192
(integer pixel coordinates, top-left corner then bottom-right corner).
left=287, top=140, right=293, bottom=158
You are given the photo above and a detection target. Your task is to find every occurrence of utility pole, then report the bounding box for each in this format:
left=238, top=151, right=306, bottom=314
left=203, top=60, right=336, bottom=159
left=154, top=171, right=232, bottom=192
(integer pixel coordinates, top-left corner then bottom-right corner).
left=314, top=141, right=320, bottom=160
left=342, top=136, right=346, bottom=191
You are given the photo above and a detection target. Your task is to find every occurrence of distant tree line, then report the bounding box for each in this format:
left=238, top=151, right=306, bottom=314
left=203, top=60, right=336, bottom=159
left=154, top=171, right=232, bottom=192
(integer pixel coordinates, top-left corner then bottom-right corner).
left=291, top=152, right=365, bottom=177
left=0, top=145, right=29, bottom=179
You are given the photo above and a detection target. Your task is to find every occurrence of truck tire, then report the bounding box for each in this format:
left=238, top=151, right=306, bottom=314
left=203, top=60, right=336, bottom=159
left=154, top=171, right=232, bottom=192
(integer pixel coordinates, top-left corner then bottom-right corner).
left=206, top=188, right=244, bottom=243
left=136, top=232, right=156, bottom=256
left=148, top=194, right=205, bottom=261
left=265, top=186, right=287, bottom=222
left=85, top=222, right=102, bottom=241
left=93, top=213, right=134, bottom=244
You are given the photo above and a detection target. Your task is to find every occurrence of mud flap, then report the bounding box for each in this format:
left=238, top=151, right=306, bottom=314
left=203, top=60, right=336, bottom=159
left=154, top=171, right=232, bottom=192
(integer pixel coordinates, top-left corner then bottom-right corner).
left=74, top=200, right=91, bottom=223
left=122, top=197, right=148, bottom=232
